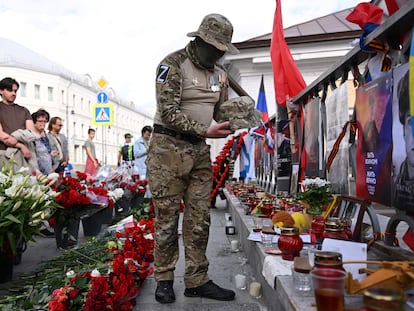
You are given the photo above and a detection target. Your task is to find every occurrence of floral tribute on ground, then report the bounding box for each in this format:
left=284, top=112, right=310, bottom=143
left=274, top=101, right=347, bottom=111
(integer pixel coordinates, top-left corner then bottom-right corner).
left=0, top=202, right=155, bottom=311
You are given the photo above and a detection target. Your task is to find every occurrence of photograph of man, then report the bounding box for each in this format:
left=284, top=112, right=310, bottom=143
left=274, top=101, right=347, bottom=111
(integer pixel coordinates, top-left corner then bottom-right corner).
left=355, top=71, right=393, bottom=205
left=392, top=68, right=414, bottom=215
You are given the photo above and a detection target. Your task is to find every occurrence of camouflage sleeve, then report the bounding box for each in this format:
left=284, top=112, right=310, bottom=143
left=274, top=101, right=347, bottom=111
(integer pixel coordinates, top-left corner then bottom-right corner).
left=155, top=52, right=209, bottom=137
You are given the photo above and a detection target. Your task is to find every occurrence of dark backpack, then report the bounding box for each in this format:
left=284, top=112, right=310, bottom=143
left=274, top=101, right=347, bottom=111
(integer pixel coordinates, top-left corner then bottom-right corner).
left=121, top=144, right=133, bottom=161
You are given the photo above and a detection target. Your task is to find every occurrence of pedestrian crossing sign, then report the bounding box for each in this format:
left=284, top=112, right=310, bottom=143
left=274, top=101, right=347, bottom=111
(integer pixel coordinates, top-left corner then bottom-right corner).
left=92, top=103, right=113, bottom=126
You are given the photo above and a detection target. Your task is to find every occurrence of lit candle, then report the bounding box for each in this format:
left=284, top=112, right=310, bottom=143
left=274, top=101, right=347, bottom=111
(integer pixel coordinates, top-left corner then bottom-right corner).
left=231, top=240, right=239, bottom=252
left=235, top=274, right=247, bottom=290
left=249, top=281, right=262, bottom=298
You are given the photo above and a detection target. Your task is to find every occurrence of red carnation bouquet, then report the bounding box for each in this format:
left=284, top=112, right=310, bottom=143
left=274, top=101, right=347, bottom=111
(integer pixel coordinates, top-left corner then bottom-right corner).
left=48, top=218, right=155, bottom=311
left=51, top=172, right=115, bottom=230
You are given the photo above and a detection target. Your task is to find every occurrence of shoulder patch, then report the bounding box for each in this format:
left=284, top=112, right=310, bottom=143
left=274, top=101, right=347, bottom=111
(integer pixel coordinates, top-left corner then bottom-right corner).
left=156, top=64, right=171, bottom=84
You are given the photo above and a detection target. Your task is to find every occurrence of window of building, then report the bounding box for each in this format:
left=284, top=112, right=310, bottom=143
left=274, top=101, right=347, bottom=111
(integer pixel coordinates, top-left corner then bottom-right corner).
left=19, top=82, right=27, bottom=97
left=34, top=84, right=40, bottom=99
left=48, top=87, right=54, bottom=101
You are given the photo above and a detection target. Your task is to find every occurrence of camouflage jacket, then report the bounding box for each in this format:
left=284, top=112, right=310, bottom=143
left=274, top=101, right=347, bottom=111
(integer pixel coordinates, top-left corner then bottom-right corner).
left=154, top=41, right=229, bottom=138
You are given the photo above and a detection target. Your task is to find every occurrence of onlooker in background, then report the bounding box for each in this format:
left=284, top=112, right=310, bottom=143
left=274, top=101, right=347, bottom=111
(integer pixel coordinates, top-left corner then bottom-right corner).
left=32, top=109, right=58, bottom=175
left=84, top=128, right=99, bottom=177
left=147, top=14, right=236, bottom=304
left=47, top=117, right=69, bottom=174
left=134, top=125, right=152, bottom=179
left=118, top=133, right=135, bottom=174
left=0, top=77, right=37, bottom=170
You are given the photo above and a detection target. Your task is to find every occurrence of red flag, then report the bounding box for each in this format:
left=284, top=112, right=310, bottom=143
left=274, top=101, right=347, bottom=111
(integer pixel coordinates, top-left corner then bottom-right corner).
left=385, top=0, right=400, bottom=16
left=270, top=0, right=306, bottom=107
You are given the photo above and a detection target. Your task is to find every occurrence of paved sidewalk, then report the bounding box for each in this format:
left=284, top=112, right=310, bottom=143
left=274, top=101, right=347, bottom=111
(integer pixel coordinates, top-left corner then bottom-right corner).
left=133, top=197, right=267, bottom=310
left=0, top=198, right=267, bottom=311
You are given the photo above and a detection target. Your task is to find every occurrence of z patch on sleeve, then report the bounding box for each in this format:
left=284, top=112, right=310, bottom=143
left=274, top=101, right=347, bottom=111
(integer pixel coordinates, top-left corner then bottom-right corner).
left=156, top=64, right=171, bottom=84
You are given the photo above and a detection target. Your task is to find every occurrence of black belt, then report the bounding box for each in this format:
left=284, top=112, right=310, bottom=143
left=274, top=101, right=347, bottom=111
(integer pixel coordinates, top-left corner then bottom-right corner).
left=153, top=124, right=204, bottom=144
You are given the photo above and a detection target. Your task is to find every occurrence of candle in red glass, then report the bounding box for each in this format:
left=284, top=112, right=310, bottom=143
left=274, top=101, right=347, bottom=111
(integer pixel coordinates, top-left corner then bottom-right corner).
left=323, top=220, right=349, bottom=240
left=277, top=226, right=303, bottom=261
left=311, top=216, right=325, bottom=241
left=312, top=251, right=345, bottom=272
left=261, top=199, right=273, bottom=217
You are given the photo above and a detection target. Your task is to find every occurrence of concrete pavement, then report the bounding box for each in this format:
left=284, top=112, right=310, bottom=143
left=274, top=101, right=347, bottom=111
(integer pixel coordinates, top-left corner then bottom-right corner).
left=133, top=197, right=267, bottom=310
left=0, top=198, right=267, bottom=310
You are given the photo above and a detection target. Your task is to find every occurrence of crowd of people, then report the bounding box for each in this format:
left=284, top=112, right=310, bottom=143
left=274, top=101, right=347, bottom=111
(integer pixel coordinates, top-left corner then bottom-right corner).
left=0, top=77, right=70, bottom=176
left=0, top=76, right=154, bottom=181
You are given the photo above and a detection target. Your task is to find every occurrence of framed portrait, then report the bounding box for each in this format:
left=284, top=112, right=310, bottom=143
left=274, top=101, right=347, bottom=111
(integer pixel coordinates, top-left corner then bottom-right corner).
left=330, top=195, right=367, bottom=242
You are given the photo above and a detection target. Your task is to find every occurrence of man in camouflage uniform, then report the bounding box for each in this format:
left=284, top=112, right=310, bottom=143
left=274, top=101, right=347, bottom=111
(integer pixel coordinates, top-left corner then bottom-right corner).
left=147, top=13, right=238, bottom=304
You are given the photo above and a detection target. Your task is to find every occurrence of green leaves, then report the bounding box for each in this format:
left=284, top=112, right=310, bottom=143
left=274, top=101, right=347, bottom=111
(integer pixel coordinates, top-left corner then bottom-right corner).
left=0, top=162, right=58, bottom=255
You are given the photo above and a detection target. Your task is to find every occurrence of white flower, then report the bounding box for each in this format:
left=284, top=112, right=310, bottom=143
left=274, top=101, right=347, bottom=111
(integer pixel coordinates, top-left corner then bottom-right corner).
left=301, top=177, right=330, bottom=188
left=91, top=268, right=101, bottom=277
left=5, top=184, right=19, bottom=197
left=47, top=172, right=60, bottom=181
left=66, top=270, right=75, bottom=278
left=0, top=172, right=8, bottom=183
left=16, top=167, right=29, bottom=174
left=109, top=188, right=124, bottom=201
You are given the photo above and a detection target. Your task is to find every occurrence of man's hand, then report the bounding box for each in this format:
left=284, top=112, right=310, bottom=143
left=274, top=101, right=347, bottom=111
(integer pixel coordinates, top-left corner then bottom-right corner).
left=19, top=144, right=32, bottom=159
left=206, top=121, right=234, bottom=138
left=4, top=136, right=18, bottom=147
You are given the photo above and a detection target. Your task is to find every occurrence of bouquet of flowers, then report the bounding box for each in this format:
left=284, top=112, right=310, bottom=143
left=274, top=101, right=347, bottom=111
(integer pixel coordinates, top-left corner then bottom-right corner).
left=0, top=203, right=155, bottom=310
left=47, top=218, right=155, bottom=311
left=50, top=172, right=120, bottom=230
left=0, top=164, right=58, bottom=256
left=295, top=177, right=333, bottom=215
left=105, top=171, right=147, bottom=201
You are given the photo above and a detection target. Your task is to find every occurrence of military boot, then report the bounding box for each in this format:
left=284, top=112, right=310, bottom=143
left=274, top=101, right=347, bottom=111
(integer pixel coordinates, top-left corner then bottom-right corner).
left=155, top=280, right=175, bottom=303
left=184, top=280, right=235, bottom=301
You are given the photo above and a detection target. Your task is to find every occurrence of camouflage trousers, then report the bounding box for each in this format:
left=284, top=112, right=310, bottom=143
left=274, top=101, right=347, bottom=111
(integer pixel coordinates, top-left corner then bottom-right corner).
left=146, top=133, right=212, bottom=288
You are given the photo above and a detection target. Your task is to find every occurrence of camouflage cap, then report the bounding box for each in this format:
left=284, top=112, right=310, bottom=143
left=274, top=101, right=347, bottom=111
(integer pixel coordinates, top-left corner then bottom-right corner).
left=216, top=96, right=262, bottom=131
left=187, top=14, right=239, bottom=54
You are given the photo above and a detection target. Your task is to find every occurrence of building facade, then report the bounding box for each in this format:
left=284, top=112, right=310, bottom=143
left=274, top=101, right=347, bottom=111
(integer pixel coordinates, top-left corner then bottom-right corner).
left=0, top=37, right=153, bottom=170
